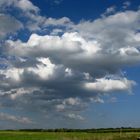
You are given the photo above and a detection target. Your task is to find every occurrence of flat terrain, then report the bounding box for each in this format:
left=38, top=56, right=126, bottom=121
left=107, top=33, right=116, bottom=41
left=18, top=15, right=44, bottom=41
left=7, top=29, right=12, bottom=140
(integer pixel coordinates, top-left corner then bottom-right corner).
left=0, top=131, right=140, bottom=140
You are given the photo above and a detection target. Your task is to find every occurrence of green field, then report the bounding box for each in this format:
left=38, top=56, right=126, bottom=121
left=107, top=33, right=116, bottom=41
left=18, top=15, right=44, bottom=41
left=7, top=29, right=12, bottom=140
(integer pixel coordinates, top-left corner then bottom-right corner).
left=0, top=131, right=139, bottom=140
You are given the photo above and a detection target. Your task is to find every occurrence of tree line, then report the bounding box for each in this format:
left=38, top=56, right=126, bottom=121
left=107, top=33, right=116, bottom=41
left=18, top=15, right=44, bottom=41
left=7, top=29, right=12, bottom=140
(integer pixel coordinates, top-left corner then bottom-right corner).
left=4, top=127, right=140, bottom=133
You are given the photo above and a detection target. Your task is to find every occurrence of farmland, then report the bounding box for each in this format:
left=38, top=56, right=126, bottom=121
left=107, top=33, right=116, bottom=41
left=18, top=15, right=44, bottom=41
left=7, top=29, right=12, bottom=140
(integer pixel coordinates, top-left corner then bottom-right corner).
left=0, top=129, right=140, bottom=140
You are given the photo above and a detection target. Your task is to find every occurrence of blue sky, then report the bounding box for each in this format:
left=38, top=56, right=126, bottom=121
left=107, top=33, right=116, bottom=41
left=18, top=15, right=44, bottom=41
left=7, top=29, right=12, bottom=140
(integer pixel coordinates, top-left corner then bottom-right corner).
left=0, top=0, right=140, bottom=129
left=31, top=0, right=139, bottom=20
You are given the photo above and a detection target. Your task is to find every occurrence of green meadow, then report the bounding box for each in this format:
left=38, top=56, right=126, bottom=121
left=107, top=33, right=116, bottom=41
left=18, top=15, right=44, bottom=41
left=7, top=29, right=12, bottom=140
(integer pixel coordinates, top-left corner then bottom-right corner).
left=0, top=131, right=140, bottom=140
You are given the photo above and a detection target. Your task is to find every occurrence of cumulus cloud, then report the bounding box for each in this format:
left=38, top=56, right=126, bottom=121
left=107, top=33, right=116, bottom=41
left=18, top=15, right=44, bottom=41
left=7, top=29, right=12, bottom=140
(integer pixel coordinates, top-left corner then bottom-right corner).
left=84, top=78, right=136, bottom=93
left=74, top=10, right=140, bottom=41
left=0, top=0, right=140, bottom=128
left=5, top=26, right=140, bottom=77
left=0, top=0, right=71, bottom=32
left=15, top=0, right=39, bottom=13
left=0, top=0, right=39, bottom=14
left=0, top=0, right=39, bottom=37
left=2, top=10, right=140, bottom=122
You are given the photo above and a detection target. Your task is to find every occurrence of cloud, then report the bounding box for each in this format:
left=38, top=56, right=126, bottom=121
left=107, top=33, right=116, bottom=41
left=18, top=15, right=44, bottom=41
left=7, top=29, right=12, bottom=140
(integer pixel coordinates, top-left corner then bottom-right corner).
left=74, top=10, right=140, bottom=39
left=84, top=77, right=136, bottom=93
left=123, top=1, right=131, bottom=9
left=0, top=0, right=140, bottom=128
left=102, top=6, right=116, bottom=17
left=54, top=0, right=64, bottom=5
left=106, top=6, right=116, bottom=13
left=0, top=14, right=23, bottom=39
left=1, top=0, right=43, bottom=31
left=15, top=0, right=39, bottom=13
left=0, top=0, right=40, bottom=36
left=66, top=113, right=85, bottom=121
left=44, top=17, right=72, bottom=27
left=5, top=26, right=140, bottom=77
left=0, top=0, right=39, bottom=13
left=0, top=0, right=73, bottom=33
left=0, top=112, right=32, bottom=124
left=2, top=10, right=140, bottom=120
left=6, top=32, right=99, bottom=59
left=2, top=88, right=38, bottom=100
left=46, top=0, right=64, bottom=5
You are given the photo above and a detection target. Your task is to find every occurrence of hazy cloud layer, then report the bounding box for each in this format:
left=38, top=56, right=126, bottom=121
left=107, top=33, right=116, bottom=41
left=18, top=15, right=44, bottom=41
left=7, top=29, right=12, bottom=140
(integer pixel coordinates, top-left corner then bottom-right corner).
left=0, top=112, right=32, bottom=124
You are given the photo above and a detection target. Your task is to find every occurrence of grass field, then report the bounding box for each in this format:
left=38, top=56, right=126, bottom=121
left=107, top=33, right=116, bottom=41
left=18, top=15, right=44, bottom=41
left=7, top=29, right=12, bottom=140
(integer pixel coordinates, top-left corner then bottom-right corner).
left=0, top=131, right=139, bottom=140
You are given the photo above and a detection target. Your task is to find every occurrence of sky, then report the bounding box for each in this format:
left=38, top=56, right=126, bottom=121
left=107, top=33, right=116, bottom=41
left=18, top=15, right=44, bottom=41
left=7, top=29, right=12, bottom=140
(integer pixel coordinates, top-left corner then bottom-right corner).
left=0, top=0, right=140, bottom=129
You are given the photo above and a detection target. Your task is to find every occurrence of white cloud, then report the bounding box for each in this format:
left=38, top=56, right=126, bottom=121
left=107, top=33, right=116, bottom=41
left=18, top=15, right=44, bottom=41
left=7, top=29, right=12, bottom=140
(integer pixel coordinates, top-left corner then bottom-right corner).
left=0, top=0, right=39, bottom=13
left=65, top=68, right=73, bottom=77
left=27, top=57, right=56, bottom=80
left=3, top=88, right=38, bottom=100
left=63, top=98, right=81, bottom=106
left=5, top=28, right=140, bottom=78
left=15, top=0, right=39, bottom=13
left=0, top=0, right=72, bottom=32
left=102, top=6, right=116, bottom=17
left=0, top=57, right=60, bottom=84
left=56, top=104, right=65, bottom=111
left=44, top=17, right=71, bottom=26
left=6, top=32, right=101, bottom=70
left=75, top=11, right=140, bottom=49
left=0, top=0, right=41, bottom=31
left=84, top=77, right=136, bottom=93
left=1, top=67, right=23, bottom=82
left=119, top=47, right=140, bottom=56
left=66, top=113, right=85, bottom=121
left=4, top=10, right=140, bottom=99
left=0, top=0, right=140, bottom=127
left=51, top=29, right=63, bottom=35
left=0, top=112, right=32, bottom=124
left=90, top=97, right=104, bottom=103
